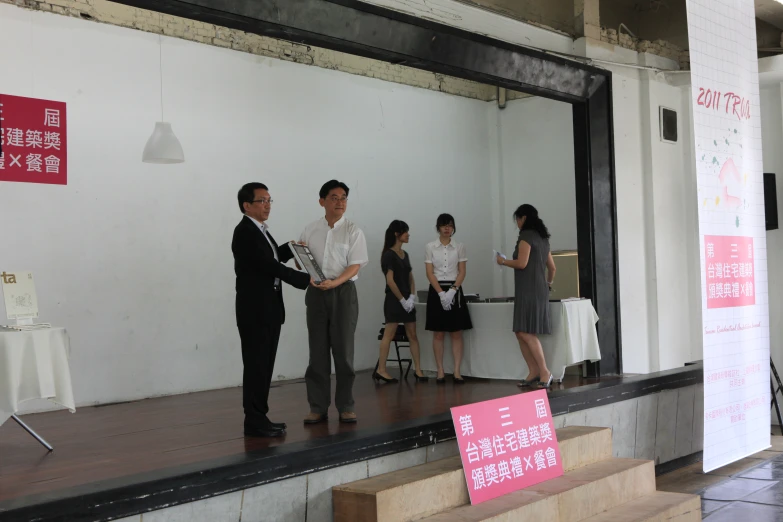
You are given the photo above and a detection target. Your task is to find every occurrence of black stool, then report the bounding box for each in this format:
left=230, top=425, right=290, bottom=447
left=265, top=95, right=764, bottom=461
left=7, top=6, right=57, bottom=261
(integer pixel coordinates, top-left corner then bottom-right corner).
left=374, top=323, right=412, bottom=379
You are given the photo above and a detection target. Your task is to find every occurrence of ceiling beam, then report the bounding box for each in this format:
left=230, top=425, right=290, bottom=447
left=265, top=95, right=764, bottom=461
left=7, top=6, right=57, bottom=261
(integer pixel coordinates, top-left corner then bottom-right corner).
left=108, top=0, right=603, bottom=101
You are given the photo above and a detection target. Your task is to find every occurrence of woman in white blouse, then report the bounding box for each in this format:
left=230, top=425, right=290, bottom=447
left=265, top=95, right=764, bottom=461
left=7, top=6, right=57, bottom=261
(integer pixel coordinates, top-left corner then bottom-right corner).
left=424, top=213, right=473, bottom=384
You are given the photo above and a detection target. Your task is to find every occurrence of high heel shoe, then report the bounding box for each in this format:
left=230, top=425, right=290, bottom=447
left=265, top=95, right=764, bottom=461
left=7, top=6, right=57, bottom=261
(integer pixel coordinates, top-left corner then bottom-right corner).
left=537, top=374, right=554, bottom=389
left=436, top=376, right=446, bottom=385
left=372, top=371, right=399, bottom=383
left=516, top=376, right=540, bottom=388
left=414, top=372, right=429, bottom=382
left=453, top=376, right=465, bottom=385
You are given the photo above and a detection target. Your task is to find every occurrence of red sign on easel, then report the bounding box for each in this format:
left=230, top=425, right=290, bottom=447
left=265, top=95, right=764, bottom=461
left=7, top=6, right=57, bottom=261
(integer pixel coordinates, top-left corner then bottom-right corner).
left=0, top=94, right=67, bottom=185
left=451, top=389, right=563, bottom=505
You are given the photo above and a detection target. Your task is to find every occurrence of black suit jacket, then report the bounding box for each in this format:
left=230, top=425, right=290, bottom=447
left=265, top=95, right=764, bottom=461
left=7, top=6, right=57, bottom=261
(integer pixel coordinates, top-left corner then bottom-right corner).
left=232, top=215, right=310, bottom=325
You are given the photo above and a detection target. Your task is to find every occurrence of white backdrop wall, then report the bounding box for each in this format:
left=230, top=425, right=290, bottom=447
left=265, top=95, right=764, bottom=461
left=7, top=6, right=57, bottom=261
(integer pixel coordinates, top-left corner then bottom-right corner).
left=0, top=5, right=501, bottom=409
left=0, top=1, right=714, bottom=411
left=491, top=97, right=577, bottom=296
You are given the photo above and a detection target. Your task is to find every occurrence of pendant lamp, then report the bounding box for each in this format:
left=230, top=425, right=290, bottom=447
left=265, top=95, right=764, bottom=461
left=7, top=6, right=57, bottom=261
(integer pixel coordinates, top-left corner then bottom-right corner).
left=143, top=34, right=184, bottom=164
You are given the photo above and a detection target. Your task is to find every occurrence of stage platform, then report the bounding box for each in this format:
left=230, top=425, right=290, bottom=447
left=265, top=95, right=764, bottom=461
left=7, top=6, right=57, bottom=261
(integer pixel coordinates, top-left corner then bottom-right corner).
left=0, top=365, right=703, bottom=521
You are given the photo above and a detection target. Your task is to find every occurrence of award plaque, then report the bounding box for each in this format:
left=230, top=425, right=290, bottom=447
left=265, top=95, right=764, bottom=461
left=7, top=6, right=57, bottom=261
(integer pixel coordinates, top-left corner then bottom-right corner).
left=1, top=271, right=39, bottom=324
left=290, top=243, right=327, bottom=284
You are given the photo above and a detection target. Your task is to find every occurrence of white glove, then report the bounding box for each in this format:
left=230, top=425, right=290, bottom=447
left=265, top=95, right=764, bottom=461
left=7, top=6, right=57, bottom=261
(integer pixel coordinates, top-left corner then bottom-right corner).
left=438, top=291, right=452, bottom=311
left=400, top=297, right=414, bottom=313
left=444, top=288, right=457, bottom=306
left=406, top=295, right=416, bottom=311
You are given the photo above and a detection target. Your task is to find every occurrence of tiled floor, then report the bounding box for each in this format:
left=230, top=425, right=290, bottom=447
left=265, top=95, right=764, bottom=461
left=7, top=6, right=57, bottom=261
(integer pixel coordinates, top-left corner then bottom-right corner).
left=657, top=435, right=783, bottom=520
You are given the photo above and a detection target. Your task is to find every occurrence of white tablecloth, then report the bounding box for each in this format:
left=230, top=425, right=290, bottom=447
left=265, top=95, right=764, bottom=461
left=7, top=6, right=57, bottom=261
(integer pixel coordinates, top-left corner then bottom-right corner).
left=413, top=299, right=601, bottom=382
left=0, top=327, right=75, bottom=426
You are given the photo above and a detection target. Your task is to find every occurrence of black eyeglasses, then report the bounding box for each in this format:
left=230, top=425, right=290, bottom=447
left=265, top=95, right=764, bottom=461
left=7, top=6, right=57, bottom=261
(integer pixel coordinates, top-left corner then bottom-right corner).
left=252, top=198, right=274, bottom=205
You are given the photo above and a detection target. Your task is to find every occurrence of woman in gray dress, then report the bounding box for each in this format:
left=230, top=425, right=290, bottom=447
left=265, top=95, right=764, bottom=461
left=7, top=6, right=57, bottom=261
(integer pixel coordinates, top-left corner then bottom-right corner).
left=497, top=204, right=557, bottom=389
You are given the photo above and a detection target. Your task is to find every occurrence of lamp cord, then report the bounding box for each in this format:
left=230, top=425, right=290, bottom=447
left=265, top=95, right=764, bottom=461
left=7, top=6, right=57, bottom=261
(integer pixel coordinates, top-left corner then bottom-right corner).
left=159, top=14, right=164, bottom=121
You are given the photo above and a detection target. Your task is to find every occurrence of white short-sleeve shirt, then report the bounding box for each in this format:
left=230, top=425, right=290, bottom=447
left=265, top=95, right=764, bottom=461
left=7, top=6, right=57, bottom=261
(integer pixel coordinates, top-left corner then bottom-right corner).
left=300, top=217, right=369, bottom=280
left=424, top=240, right=467, bottom=281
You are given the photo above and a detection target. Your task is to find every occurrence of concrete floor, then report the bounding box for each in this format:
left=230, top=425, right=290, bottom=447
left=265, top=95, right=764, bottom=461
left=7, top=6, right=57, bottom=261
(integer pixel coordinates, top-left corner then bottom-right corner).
left=656, top=435, right=783, bottom=520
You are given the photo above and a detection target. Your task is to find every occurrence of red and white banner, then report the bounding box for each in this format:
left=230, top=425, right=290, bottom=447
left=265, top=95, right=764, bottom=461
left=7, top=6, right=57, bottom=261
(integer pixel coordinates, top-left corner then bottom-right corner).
left=451, top=390, right=563, bottom=504
left=705, top=235, right=756, bottom=309
left=685, top=0, right=771, bottom=472
left=0, top=94, right=67, bottom=185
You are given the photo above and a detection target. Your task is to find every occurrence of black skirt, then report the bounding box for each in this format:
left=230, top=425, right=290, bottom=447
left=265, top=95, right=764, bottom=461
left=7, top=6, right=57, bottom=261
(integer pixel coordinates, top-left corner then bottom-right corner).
left=425, top=282, right=473, bottom=332
left=384, top=292, right=416, bottom=324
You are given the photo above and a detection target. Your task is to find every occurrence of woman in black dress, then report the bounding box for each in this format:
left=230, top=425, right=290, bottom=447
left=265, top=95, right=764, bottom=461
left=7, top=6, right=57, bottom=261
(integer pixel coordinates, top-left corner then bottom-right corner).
left=374, top=220, right=427, bottom=383
left=497, top=205, right=557, bottom=389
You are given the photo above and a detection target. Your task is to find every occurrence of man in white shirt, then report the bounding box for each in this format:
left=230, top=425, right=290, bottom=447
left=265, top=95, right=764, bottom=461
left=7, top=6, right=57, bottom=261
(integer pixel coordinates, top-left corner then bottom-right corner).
left=300, top=180, right=368, bottom=424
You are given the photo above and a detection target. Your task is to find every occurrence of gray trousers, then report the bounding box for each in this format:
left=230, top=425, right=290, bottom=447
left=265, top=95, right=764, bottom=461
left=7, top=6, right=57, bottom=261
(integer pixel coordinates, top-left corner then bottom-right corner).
left=305, top=281, right=358, bottom=414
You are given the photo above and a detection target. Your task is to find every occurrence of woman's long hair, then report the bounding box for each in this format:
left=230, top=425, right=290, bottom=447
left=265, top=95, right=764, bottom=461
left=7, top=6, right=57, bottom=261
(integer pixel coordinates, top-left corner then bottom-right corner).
left=381, top=220, right=409, bottom=267
left=513, top=204, right=550, bottom=239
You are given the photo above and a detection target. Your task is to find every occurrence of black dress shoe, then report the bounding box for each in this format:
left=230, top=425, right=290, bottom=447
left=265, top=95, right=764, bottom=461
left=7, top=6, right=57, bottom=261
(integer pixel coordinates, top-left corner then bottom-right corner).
left=244, top=425, right=286, bottom=438
left=268, top=420, right=287, bottom=430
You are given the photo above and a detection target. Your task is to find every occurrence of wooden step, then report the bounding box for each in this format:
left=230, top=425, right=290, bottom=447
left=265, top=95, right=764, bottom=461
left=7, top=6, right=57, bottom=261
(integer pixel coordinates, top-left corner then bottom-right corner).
left=557, top=426, right=613, bottom=472
left=333, top=455, right=467, bottom=522
left=579, top=491, right=701, bottom=522
left=421, top=458, right=656, bottom=522
left=333, top=426, right=612, bottom=522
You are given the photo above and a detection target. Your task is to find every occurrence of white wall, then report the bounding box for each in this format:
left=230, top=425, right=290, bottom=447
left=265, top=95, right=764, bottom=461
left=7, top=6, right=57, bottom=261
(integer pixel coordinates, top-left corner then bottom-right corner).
left=365, top=0, right=713, bottom=377
left=607, top=68, right=655, bottom=374
left=0, top=0, right=717, bottom=412
left=0, top=4, right=496, bottom=409
left=483, top=74, right=697, bottom=375
left=643, top=78, right=702, bottom=372
left=488, top=97, right=577, bottom=295
left=760, top=85, right=783, bottom=385
left=364, top=0, right=709, bottom=375
left=576, top=40, right=702, bottom=374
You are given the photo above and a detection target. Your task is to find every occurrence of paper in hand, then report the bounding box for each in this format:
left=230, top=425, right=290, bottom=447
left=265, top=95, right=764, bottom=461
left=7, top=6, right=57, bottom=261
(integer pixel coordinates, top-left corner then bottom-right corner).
left=493, top=250, right=507, bottom=270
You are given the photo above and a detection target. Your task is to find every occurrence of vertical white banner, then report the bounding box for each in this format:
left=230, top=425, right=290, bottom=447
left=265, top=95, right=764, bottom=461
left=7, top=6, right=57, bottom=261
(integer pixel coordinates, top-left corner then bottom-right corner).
left=685, top=0, right=771, bottom=472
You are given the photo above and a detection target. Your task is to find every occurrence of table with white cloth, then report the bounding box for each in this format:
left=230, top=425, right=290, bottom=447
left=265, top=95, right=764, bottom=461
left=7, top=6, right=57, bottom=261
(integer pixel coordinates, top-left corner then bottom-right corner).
left=413, top=299, right=601, bottom=382
left=0, top=327, right=75, bottom=427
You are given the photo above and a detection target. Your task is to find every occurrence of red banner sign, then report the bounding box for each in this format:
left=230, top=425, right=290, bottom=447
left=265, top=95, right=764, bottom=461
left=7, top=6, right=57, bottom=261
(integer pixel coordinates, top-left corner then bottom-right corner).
left=451, top=389, right=563, bottom=505
left=0, top=94, right=67, bottom=185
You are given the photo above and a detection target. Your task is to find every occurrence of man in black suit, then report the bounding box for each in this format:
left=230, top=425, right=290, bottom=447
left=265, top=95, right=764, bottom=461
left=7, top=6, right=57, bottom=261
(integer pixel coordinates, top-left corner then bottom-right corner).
left=233, top=182, right=311, bottom=437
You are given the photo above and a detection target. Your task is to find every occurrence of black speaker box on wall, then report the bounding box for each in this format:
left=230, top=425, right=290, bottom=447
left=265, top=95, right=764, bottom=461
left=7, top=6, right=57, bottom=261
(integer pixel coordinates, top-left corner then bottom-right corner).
left=660, top=106, right=678, bottom=143
left=764, top=173, right=779, bottom=231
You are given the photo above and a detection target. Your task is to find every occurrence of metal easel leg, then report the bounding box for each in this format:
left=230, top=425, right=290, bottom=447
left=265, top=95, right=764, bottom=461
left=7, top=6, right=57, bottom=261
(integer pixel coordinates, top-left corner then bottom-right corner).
left=770, top=358, right=783, bottom=436
left=771, top=380, right=783, bottom=436
left=11, top=414, right=53, bottom=452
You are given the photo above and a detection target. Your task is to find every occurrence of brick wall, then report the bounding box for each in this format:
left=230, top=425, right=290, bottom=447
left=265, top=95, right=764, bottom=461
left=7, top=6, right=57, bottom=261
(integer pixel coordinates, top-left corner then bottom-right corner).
left=2, top=0, right=498, bottom=101
left=601, top=26, right=690, bottom=70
